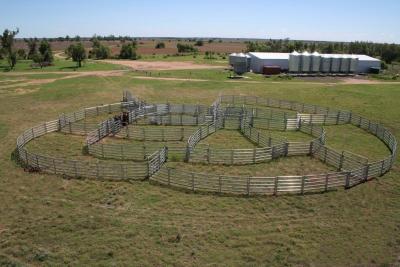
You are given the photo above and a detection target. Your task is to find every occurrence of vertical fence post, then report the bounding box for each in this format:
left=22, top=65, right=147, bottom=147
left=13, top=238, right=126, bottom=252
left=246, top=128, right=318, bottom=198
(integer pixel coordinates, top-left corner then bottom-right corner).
left=284, top=113, right=287, bottom=131
left=338, top=152, right=344, bottom=170
left=364, top=164, right=370, bottom=181
left=380, top=160, right=385, bottom=176
left=325, top=174, right=329, bottom=191
left=345, top=172, right=350, bottom=188
left=336, top=111, right=341, bottom=125
left=285, top=142, right=289, bottom=157
left=301, top=176, right=306, bottom=195
left=309, top=141, right=314, bottom=156
left=184, top=145, right=190, bottom=163
left=274, top=177, right=279, bottom=196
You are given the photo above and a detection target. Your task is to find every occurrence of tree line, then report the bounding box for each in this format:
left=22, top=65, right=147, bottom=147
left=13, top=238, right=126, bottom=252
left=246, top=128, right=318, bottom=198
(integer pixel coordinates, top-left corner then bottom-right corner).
left=245, top=39, right=400, bottom=64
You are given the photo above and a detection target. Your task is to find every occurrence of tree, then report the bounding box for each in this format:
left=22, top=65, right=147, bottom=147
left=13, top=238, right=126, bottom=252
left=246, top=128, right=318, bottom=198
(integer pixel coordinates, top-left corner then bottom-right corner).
left=38, top=40, right=53, bottom=63
left=1, top=28, right=19, bottom=69
left=381, top=44, right=397, bottom=64
left=119, top=42, right=138, bottom=59
left=25, top=38, right=38, bottom=59
left=195, top=40, right=204, bottom=46
left=17, top=49, right=26, bottom=59
left=177, top=43, right=197, bottom=53
left=155, top=42, right=165, bottom=49
left=66, top=42, right=86, bottom=67
left=89, top=38, right=110, bottom=59
left=7, top=51, right=17, bottom=69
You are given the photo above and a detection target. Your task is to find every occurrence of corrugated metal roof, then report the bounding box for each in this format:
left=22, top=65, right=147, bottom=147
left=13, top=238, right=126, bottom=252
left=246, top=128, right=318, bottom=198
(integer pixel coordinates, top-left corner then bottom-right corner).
left=248, top=52, right=289, bottom=60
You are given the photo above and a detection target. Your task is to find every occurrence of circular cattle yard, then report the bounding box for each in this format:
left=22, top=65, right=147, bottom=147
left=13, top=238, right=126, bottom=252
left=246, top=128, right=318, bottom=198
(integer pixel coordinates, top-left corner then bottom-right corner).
left=16, top=92, right=397, bottom=196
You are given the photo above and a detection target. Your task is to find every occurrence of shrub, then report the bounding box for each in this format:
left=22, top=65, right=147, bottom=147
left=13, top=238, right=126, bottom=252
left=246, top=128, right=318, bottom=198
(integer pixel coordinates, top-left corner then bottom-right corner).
left=177, top=43, right=198, bottom=53
left=17, top=49, right=26, bottom=59
left=195, top=40, right=204, bottom=46
left=155, top=42, right=165, bottom=49
left=119, top=42, right=138, bottom=60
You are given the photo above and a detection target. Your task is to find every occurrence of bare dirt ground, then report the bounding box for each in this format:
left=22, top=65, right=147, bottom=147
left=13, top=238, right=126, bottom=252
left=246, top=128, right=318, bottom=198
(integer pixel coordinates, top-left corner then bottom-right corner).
left=101, top=60, right=225, bottom=71
left=340, top=78, right=400, bottom=84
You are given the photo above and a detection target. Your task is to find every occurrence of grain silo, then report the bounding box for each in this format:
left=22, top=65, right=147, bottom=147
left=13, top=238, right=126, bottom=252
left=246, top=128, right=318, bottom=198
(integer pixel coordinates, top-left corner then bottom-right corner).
left=321, top=55, right=332, bottom=73
left=289, top=51, right=301, bottom=72
left=301, top=51, right=311, bottom=72
left=331, top=55, right=341, bottom=72
left=339, top=55, right=350, bottom=73
left=349, top=55, right=359, bottom=73
left=310, top=51, right=321, bottom=72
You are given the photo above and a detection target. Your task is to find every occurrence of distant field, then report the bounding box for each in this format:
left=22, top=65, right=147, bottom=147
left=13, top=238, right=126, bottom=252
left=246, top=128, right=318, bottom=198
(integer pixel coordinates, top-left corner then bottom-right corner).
left=14, top=39, right=247, bottom=56
left=0, top=59, right=400, bottom=266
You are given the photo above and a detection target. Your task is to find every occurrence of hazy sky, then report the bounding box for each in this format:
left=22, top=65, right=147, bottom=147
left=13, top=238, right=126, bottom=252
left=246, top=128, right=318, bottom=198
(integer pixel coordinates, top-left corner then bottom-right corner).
left=2, top=0, right=399, bottom=43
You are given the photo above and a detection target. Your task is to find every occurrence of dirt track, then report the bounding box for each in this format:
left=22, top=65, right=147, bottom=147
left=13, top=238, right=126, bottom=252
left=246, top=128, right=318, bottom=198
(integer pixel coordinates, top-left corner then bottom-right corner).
left=101, top=60, right=225, bottom=71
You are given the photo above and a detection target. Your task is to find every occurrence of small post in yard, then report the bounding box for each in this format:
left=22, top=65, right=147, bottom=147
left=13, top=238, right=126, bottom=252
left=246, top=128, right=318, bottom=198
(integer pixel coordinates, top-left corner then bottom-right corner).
left=284, top=113, right=287, bottom=131
left=324, top=174, right=329, bottom=192
left=253, top=148, right=257, bottom=164
left=309, top=141, right=314, bottom=156
left=380, top=160, right=385, bottom=176
left=345, top=172, right=351, bottom=189
left=284, top=142, right=289, bottom=156
left=364, top=164, right=370, bottom=182
left=301, top=176, right=306, bottom=195
left=184, top=145, right=190, bottom=163
left=336, top=111, right=341, bottom=125
left=338, top=151, right=344, bottom=171
left=274, top=176, right=279, bottom=196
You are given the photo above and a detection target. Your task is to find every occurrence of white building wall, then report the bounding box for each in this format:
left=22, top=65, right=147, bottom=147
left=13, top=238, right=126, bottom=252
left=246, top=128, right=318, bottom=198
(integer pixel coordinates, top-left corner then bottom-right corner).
left=244, top=52, right=381, bottom=74
left=357, top=60, right=381, bottom=73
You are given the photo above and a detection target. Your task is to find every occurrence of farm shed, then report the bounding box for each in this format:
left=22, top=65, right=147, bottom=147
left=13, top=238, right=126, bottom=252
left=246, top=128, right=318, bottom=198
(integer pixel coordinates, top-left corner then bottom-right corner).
left=232, top=52, right=381, bottom=74
left=248, top=52, right=289, bottom=73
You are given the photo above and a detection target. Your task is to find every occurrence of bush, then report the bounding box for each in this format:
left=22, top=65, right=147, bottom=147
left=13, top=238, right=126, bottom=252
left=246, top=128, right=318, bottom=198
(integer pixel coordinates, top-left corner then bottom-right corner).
left=17, top=49, right=26, bottom=59
left=177, top=43, right=198, bottom=53
left=195, top=40, right=204, bottom=46
left=155, top=42, right=165, bottom=49
left=90, top=44, right=110, bottom=59
left=119, top=42, right=138, bottom=59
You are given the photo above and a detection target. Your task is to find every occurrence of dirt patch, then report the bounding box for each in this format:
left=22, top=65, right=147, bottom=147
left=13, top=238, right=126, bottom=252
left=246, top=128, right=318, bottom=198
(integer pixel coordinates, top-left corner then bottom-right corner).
left=102, top=60, right=225, bottom=71
left=340, top=78, right=400, bottom=85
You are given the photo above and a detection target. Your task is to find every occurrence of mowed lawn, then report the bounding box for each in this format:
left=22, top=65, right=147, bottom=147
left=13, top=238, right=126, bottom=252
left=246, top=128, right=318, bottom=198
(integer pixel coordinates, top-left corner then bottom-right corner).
left=0, top=68, right=399, bottom=266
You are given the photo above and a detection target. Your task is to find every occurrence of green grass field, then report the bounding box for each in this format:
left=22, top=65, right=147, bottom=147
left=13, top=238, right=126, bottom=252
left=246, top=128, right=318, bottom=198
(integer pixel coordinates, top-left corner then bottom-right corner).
left=0, top=58, right=126, bottom=72
left=0, top=60, right=399, bottom=266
